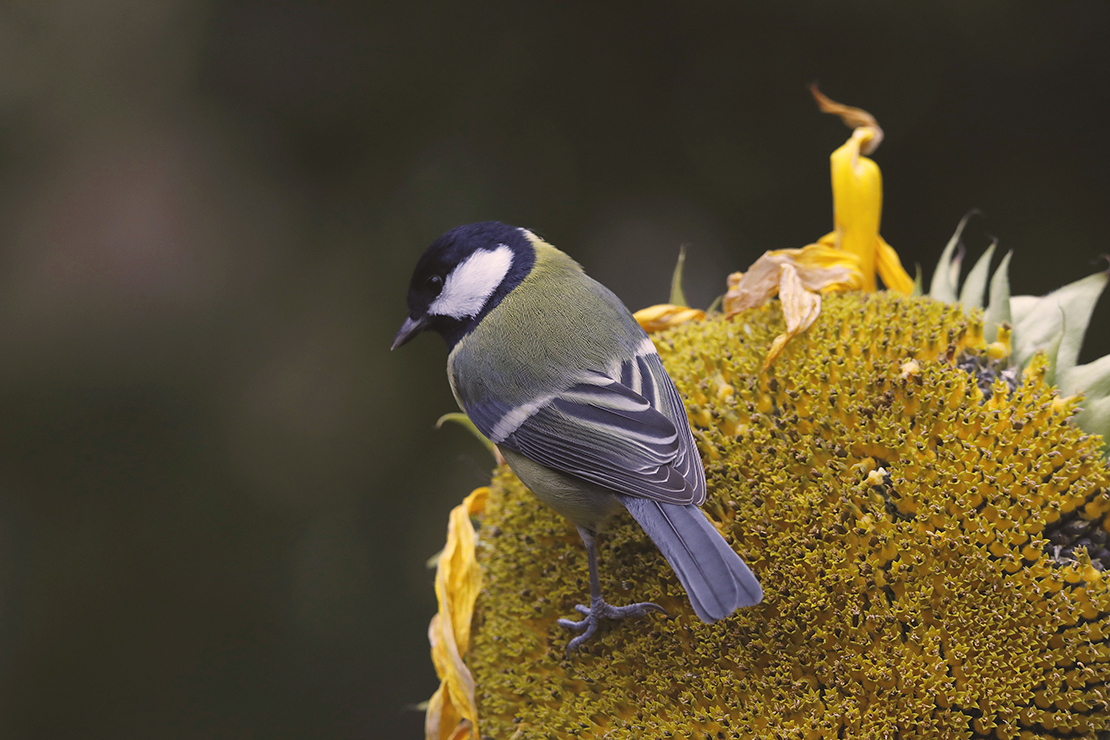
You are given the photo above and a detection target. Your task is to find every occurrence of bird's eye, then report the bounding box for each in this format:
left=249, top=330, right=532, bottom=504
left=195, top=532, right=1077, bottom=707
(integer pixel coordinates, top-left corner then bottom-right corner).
left=425, top=274, right=444, bottom=294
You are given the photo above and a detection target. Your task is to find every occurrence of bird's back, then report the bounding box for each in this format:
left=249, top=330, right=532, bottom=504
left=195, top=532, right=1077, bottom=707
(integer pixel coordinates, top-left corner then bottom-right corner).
left=447, top=238, right=646, bottom=416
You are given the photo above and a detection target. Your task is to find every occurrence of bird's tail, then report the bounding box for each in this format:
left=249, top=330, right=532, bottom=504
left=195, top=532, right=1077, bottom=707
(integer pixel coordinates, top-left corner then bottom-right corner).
left=619, top=497, right=762, bottom=623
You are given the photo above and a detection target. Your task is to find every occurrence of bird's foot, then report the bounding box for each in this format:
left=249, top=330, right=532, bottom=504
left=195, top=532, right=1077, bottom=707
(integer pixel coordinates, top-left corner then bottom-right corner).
left=557, top=599, right=669, bottom=653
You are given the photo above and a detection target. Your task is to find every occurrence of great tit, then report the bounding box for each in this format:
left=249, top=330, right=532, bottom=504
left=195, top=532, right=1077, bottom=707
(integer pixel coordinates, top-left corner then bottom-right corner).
left=393, top=221, right=762, bottom=652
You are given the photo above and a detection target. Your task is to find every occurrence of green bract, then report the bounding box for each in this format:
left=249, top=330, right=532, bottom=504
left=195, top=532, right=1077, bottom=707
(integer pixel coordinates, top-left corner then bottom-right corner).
left=931, top=217, right=1110, bottom=452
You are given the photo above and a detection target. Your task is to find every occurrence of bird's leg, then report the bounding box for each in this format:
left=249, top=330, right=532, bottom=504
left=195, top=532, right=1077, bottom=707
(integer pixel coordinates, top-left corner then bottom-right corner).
left=557, top=526, right=668, bottom=653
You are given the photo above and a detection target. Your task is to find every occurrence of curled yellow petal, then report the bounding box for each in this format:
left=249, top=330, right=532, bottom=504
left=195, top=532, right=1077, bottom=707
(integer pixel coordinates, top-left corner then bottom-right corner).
left=425, top=487, right=487, bottom=740
left=723, top=245, right=861, bottom=317
left=762, top=262, right=822, bottom=370
left=634, top=304, right=706, bottom=333
left=810, top=85, right=883, bottom=153
left=425, top=630, right=463, bottom=740
left=876, top=235, right=914, bottom=295
left=829, top=128, right=884, bottom=290
left=462, top=485, right=488, bottom=517
left=811, top=85, right=913, bottom=295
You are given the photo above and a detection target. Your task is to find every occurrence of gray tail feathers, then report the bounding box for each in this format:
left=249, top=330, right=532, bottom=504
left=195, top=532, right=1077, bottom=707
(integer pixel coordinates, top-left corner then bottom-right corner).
left=619, top=496, right=763, bottom=623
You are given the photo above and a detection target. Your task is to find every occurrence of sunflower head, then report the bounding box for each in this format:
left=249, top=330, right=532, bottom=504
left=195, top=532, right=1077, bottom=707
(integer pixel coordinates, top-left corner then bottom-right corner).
left=465, top=292, right=1110, bottom=739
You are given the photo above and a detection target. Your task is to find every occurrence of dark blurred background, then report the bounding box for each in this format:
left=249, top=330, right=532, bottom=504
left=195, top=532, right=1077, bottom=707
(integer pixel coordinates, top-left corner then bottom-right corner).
left=0, top=2, right=1107, bottom=738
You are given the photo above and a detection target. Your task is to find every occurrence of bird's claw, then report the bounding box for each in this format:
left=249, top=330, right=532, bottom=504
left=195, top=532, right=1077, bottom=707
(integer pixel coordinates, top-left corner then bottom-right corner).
left=557, top=599, right=669, bottom=653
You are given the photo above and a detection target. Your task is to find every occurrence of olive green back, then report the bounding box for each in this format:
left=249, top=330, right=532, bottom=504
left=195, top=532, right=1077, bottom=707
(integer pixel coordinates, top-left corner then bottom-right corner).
left=447, top=236, right=645, bottom=416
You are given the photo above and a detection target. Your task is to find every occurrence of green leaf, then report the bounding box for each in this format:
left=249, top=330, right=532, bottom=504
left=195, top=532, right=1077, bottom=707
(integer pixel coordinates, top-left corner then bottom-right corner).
left=1059, top=351, right=1110, bottom=400
left=436, top=412, right=498, bottom=460
left=959, top=241, right=997, bottom=311
left=1043, top=314, right=1065, bottom=388
left=1011, top=270, right=1108, bottom=379
left=1009, top=295, right=1039, bottom=327
left=669, top=245, right=689, bottom=307
left=1073, top=395, right=1110, bottom=456
left=1012, top=299, right=1061, bottom=375
left=947, top=248, right=965, bottom=294
left=1053, top=270, right=1109, bottom=378
left=929, top=211, right=977, bottom=302
left=983, top=250, right=1012, bottom=343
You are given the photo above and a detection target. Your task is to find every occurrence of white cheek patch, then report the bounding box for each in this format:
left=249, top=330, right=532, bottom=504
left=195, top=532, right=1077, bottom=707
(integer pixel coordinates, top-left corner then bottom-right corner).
left=430, top=244, right=514, bottom=319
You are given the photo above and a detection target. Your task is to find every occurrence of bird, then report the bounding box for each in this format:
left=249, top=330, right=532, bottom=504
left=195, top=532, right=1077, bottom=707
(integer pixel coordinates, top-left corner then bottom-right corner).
left=392, top=221, right=762, bottom=652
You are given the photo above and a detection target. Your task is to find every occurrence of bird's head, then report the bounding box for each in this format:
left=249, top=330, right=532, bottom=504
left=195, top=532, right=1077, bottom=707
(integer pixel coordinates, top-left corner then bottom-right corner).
left=391, top=221, right=537, bottom=350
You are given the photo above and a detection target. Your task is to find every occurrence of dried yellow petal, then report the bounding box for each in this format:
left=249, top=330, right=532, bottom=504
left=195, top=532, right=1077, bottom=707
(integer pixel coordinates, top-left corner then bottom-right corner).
left=762, top=263, right=821, bottom=370
left=810, top=84, right=884, bottom=150
left=425, top=487, right=487, bottom=740
left=722, top=245, right=860, bottom=368
left=634, top=304, right=706, bottom=333
left=723, top=245, right=861, bottom=317
left=425, top=628, right=463, bottom=740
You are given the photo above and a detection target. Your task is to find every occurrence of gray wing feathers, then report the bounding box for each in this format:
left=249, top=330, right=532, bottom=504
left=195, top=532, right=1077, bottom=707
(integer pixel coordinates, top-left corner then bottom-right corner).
left=643, top=353, right=706, bottom=506
left=498, top=352, right=705, bottom=506
left=620, top=496, right=763, bottom=622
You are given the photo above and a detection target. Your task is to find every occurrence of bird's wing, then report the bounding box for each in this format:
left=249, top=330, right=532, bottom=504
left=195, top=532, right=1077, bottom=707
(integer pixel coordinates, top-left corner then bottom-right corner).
left=470, top=350, right=706, bottom=506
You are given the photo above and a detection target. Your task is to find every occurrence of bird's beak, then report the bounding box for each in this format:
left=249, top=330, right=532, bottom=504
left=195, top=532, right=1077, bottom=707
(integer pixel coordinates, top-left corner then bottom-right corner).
left=391, top=314, right=429, bottom=350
